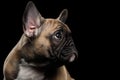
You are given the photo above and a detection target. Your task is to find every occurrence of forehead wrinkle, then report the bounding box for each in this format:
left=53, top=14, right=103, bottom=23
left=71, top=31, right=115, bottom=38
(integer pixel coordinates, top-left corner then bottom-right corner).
left=41, top=19, right=71, bottom=35
left=44, top=19, right=55, bottom=29
left=54, top=21, right=71, bottom=33
left=45, top=19, right=62, bottom=30
left=47, top=19, right=59, bottom=29
left=43, top=19, right=59, bottom=32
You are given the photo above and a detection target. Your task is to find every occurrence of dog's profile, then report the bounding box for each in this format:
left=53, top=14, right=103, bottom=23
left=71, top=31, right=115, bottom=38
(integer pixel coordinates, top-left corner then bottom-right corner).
left=3, top=1, right=78, bottom=80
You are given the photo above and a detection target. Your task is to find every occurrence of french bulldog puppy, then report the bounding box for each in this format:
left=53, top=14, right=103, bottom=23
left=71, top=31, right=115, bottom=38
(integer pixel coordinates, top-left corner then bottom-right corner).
left=3, top=1, right=78, bottom=80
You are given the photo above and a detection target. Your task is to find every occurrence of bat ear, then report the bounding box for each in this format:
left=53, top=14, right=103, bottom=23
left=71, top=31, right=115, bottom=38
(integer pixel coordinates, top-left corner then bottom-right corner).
left=23, top=1, right=44, bottom=37
left=57, top=9, right=68, bottom=23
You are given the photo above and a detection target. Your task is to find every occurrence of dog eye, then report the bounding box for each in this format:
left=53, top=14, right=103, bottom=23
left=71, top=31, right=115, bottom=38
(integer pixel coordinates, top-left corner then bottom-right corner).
left=54, top=30, right=63, bottom=40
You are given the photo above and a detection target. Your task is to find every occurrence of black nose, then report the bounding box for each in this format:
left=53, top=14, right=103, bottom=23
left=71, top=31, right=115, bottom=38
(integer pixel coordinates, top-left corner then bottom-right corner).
left=62, top=40, right=78, bottom=57
left=68, top=40, right=78, bottom=60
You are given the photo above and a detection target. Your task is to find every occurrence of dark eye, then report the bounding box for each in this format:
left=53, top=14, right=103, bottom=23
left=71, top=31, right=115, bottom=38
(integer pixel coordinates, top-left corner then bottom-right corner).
left=54, top=30, right=63, bottom=40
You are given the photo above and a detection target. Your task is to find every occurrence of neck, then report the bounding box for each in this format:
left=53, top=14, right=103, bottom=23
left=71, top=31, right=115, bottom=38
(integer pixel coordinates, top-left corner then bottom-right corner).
left=19, top=58, right=67, bottom=80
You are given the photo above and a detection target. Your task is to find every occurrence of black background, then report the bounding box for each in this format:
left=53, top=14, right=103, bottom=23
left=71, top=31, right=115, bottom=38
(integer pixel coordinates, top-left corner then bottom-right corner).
left=0, top=0, right=112, bottom=80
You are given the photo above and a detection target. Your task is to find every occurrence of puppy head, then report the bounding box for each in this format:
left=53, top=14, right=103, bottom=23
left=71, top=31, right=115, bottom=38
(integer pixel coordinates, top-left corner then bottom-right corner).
left=23, top=1, right=78, bottom=63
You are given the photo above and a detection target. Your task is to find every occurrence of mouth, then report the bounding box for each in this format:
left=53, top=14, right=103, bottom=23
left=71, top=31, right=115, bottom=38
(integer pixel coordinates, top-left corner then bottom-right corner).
left=60, top=50, right=78, bottom=63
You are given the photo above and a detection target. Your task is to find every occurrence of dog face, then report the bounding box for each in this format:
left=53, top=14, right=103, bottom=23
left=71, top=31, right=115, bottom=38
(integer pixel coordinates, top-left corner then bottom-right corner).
left=23, top=1, right=78, bottom=63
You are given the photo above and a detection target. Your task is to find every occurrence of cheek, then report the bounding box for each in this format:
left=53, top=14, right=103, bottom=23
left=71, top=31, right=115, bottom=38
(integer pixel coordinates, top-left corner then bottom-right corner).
left=52, top=40, right=59, bottom=47
left=34, top=37, right=51, bottom=57
left=51, top=36, right=65, bottom=48
left=35, top=36, right=50, bottom=48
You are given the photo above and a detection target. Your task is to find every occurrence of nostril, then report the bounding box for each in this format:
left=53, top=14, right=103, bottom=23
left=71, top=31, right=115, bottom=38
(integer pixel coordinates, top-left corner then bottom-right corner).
left=69, top=42, right=74, bottom=46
